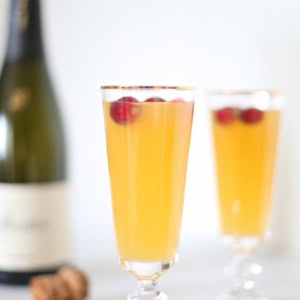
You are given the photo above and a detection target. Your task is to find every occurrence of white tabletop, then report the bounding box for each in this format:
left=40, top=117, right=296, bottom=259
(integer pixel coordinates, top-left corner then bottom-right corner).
left=0, top=249, right=299, bottom=300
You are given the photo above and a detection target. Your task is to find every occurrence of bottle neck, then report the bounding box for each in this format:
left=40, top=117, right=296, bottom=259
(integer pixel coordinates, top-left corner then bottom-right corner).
left=5, top=0, right=44, bottom=63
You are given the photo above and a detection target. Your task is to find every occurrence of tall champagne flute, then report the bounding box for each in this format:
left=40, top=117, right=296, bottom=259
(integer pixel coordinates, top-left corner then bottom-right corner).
left=102, top=86, right=195, bottom=300
left=209, top=90, right=283, bottom=300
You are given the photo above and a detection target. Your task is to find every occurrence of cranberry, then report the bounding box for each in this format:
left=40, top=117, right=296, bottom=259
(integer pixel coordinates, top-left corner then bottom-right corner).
left=172, top=98, right=185, bottom=102
left=240, top=108, right=264, bottom=124
left=145, top=97, right=165, bottom=102
left=215, top=108, right=235, bottom=124
left=110, top=97, right=140, bottom=125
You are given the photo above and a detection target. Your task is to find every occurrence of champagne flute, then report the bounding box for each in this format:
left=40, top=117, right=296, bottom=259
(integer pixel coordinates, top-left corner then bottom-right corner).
left=209, top=90, right=284, bottom=300
left=102, top=86, right=195, bottom=300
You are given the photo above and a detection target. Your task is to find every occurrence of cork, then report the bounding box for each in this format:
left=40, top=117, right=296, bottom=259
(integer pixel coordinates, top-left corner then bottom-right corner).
left=58, top=267, right=89, bottom=300
left=30, top=275, right=72, bottom=300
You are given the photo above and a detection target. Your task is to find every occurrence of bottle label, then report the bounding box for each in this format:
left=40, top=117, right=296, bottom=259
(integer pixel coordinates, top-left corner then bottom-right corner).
left=0, top=182, right=70, bottom=271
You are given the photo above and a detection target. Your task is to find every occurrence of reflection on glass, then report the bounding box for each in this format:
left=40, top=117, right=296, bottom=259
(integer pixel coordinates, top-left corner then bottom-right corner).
left=0, top=115, right=9, bottom=160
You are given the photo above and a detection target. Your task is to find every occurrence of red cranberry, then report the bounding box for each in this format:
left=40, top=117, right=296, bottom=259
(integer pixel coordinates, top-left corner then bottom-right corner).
left=215, top=108, right=235, bottom=124
left=240, top=108, right=264, bottom=124
left=172, top=98, right=185, bottom=102
left=110, top=97, right=140, bottom=125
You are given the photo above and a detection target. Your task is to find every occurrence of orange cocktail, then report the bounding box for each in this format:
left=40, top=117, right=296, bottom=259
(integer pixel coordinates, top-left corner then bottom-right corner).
left=103, top=88, right=194, bottom=262
left=212, top=108, right=281, bottom=236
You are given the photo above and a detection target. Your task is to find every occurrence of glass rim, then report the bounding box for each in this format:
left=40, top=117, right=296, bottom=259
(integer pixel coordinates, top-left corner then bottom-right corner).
left=101, top=85, right=196, bottom=91
left=208, top=89, right=284, bottom=96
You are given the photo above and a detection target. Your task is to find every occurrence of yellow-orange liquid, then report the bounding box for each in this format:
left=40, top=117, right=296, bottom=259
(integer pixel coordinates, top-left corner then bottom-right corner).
left=104, top=101, right=194, bottom=261
left=212, top=111, right=281, bottom=236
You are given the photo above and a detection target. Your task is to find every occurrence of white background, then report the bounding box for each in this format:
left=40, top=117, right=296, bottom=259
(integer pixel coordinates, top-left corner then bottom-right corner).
left=0, top=0, right=300, bottom=298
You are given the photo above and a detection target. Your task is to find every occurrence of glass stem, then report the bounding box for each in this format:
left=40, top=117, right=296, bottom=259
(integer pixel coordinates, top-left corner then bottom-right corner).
left=225, top=253, right=262, bottom=294
left=138, top=279, right=159, bottom=296
left=128, top=279, right=163, bottom=300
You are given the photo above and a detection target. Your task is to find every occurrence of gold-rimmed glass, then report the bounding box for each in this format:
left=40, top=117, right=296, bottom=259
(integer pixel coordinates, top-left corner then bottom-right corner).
left=209, top=90, right=284, bottom=300
left=102, top=86, right=195, bottom=300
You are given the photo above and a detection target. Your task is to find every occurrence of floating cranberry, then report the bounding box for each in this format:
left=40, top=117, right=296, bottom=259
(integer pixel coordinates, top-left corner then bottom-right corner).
left=240, top=108, right=264, bottom=124
left=172, top=98, right=185, bottom=102
left=145, top=97, right=165, bottom=102
left=215, top=108, right=235, bottom=124
left=110, top=97, right=140, bottom=125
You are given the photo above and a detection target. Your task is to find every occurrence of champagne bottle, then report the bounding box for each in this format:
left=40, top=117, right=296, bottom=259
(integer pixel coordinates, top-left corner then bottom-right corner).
left=0, top=0, right=70, bottom=284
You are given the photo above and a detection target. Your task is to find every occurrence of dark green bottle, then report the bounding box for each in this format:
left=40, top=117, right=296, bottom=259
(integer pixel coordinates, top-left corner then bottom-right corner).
left=0, top=0, right=70, bottom=284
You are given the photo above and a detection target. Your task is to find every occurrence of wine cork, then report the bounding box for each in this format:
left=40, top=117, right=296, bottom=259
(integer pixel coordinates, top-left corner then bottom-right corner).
left=30, top=275, right=72, bottom=300
left=58, top=267, right=89, bottom=300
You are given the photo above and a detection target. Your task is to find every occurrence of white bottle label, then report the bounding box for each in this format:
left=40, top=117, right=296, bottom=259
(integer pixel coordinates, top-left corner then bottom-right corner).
left=0, top=182, right=70, bottom=271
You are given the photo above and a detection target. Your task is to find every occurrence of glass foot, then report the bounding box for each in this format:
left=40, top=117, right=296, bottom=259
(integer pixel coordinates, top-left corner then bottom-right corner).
left=120, top=256, right=177, bottom=300
left=217, top=290, right=269, bottom=300
left=128, top=283, right=168, bottom=300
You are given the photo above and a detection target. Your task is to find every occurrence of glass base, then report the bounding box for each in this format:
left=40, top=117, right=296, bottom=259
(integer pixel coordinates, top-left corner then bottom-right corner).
left=120, top=256, right=177, bottom=300
left=217, top=290, right=269, bottom=300
left=120, top=256, right=177, bottom=280
left=222, top=235, right=263, bottom=255
left=128, top=289, right=168, bottom=300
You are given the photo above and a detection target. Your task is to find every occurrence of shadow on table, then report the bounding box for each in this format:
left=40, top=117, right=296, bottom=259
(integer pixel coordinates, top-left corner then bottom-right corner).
left=272, top=297, right=300, bottom=300
left=92, top=295, right=300, bottom=300
left=93, top=296, right=124, bottom=300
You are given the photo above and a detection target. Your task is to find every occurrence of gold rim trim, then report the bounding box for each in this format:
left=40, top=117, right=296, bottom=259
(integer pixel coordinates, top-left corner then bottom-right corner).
left=209, top=89, right=284, bottom=96
left=101, top=85, right=196, bottom=90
